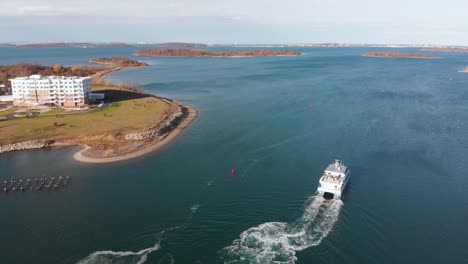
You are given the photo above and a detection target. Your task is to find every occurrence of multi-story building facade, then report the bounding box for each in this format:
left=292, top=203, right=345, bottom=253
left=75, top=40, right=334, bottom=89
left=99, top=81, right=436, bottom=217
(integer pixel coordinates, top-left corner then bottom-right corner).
left=10, top=75, right=92, bottom=107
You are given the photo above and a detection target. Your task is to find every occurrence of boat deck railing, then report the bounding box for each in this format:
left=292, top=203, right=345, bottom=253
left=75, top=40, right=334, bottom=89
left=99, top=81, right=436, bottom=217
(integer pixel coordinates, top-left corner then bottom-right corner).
left=320, top=173, right=344, bottom=185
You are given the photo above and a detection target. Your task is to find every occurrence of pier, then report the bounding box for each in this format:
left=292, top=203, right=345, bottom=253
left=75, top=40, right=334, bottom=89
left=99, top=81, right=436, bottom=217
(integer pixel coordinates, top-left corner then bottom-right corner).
left=2, top=176, right=71, bottom=193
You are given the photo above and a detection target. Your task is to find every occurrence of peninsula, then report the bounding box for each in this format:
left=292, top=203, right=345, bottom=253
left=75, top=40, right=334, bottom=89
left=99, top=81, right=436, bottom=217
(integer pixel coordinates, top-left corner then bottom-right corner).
left=89, top=57, right=149, bottom=67
left=422, top=47, right=468, bottom=53
left=0, top=58, right=197, bottom=163
left=362, top=52, right=440, bottom=59
left=134, top=48, right=302, bottom=57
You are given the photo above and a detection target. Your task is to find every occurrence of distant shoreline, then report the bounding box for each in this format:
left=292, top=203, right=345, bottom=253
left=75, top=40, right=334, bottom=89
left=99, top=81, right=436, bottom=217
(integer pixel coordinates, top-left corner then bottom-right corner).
left=134, top=48, right=302, bottom=57
left=16, top=43, right=130, bottom=48
left=362, top=52, right=440, bottom=59
left=422, top=47, right=468, bottom=53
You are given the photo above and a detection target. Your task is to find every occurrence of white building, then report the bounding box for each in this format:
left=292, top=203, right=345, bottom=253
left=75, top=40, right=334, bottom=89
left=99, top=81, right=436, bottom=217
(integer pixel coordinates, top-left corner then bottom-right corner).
left=10, top=75, right=92, bottom=107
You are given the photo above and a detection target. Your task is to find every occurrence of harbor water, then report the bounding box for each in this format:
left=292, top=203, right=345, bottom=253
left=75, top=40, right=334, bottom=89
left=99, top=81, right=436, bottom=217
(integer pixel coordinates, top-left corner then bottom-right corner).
left=0, top=46, right=467, bottom=263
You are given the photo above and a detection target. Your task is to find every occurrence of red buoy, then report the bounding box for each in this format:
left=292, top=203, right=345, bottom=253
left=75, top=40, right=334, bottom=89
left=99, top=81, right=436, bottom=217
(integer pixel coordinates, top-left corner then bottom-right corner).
left=231, top=169, right=236, bottom=175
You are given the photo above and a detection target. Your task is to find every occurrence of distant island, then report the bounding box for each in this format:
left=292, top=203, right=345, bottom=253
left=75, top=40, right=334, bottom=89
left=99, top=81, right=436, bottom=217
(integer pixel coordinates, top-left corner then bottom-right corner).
left=16, top=43, right=130, bottom=48
left=134, top=48, right=302, bottom=57
left=362, top=52, right=440, bottom=59
left=422, top=47, right=468, bottom=53
left=155, top=42, right=208, bottom=48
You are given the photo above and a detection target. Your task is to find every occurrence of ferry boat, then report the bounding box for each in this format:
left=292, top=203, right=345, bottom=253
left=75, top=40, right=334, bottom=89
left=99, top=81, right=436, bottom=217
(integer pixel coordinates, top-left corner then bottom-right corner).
left=316, top=160, right=350, bottom=199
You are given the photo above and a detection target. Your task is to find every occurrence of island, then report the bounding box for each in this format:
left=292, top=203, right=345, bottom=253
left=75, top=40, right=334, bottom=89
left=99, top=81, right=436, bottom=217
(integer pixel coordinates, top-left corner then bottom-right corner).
left=0, top=58, right=197, bottom=163
left=362, top=52, right=440, bottom=59
left=134, top=48, right=302, bottom=57
left=422, top=47, right=468, bottom=53
left=16, top=42, right=130, bottom=48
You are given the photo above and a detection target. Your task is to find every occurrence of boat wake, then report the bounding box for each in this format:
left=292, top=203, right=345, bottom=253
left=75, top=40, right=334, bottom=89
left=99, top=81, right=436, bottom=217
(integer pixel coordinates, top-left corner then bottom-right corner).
left=219, top=195, right=343, bottom=264
left=77, top=243, right=161, bottom=264
left=76, top=203, right=201, bottom=264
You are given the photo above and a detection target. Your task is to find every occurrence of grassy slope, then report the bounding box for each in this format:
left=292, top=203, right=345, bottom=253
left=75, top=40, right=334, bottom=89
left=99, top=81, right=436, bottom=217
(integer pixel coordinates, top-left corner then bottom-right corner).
left=0, top=85, right=171, bottom=145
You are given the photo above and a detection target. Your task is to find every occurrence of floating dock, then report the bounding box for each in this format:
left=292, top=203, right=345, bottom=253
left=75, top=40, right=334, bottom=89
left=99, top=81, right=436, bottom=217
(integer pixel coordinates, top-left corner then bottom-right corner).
left=2, top=176, right=71, bottom=193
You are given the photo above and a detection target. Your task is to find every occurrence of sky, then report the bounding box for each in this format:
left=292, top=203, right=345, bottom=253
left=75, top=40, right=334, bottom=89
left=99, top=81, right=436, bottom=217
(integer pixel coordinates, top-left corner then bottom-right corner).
left=0, top=0, right=467, bottom=45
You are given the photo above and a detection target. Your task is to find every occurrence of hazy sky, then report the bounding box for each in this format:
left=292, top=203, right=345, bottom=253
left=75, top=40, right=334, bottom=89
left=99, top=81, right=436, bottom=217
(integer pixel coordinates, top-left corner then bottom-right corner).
left=0, top=0, right=467, bottom=44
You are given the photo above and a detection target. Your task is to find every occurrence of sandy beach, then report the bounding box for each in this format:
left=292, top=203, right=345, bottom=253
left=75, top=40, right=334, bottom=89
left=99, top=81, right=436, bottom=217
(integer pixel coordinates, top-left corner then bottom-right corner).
left=73, top=103, right=197, bottom=163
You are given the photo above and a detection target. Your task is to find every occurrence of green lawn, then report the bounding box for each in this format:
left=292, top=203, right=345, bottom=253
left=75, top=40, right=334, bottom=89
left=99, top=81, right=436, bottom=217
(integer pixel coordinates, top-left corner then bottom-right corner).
left=0, top=86, right=172, bottom=145
left=0, top=107, right=17, bottom=117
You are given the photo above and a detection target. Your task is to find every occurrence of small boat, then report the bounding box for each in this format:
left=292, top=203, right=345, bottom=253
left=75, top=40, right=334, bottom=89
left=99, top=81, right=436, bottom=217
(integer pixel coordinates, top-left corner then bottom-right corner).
left=316, top=160, right=350, bottom=200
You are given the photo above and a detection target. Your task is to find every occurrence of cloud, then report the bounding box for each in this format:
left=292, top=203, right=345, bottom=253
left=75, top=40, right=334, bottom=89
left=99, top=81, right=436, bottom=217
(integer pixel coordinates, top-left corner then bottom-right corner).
left=0, top=0, right=467, bottom=44
left=15, top=5, right=80, bottom=16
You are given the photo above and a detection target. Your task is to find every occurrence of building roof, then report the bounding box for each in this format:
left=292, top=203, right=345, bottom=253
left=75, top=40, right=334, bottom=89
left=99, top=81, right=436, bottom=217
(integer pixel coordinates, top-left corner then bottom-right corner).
left=10, top=75, right=91, bottom=81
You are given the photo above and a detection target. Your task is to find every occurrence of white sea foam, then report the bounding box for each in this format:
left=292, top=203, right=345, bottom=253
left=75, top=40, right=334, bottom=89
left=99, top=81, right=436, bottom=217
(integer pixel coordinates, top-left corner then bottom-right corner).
left=220, top=196, right=343, bottom=264
left=77, top=242, right=161, bottom=264
left=77, top=203, right=201, bottom=264
left=188, top=203, right=201, bottom=220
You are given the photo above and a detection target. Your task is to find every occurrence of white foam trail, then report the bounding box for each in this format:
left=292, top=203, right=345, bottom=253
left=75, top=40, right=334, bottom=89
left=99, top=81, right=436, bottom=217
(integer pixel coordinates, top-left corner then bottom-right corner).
left=220, top=195, right=343, bottom=264
left=77, top=203, right=202, bottom=264
left=187, top=203, right=201, bottom=221
left=191, top=203, right=200, bottom=214
left=77, top=243, right=160, bottom=264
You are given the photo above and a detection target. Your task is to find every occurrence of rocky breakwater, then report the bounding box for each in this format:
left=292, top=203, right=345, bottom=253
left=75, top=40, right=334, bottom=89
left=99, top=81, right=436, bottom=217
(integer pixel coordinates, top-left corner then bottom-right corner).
left=125, top=106, right=189, bottom=141
left=0, top=140, right=51, bottom=154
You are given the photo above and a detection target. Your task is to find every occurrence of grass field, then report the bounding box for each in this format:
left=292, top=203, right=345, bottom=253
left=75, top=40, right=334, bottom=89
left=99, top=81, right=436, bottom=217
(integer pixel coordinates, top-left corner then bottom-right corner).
left=0, top=85, right=172, bottom=145
left=0, top=107, right=17, bottom=117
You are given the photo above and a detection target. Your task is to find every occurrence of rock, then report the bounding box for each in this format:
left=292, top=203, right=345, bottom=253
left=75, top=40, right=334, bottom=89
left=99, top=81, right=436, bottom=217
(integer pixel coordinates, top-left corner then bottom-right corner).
left=124, top=106, right=189, bottom=141
left=0, top=140, right=51, bottom=154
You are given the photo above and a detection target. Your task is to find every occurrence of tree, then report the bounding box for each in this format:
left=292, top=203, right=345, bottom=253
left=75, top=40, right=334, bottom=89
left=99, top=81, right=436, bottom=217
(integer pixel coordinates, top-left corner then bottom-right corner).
left=52, top=64, right=63, bottom=74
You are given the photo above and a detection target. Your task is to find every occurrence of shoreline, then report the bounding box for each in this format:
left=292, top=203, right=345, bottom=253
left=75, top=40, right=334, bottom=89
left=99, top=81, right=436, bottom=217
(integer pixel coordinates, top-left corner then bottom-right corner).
left=362, top=52, right=440, bottom=59
left=72, top=103, right=197, bottom=163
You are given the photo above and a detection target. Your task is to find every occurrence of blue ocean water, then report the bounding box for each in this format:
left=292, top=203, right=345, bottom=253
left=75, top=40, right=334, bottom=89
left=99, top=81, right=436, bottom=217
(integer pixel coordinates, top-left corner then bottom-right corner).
left=0, top=46, right=467, bottom=264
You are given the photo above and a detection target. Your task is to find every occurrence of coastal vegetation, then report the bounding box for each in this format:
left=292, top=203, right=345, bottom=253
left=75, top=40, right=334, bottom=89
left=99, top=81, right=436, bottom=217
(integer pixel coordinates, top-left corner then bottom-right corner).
left=0, top=64, right=111, bottom=87
left=134, top=48, right=302, bottom=57
left=0, top=57, right=147, bottom=87
left=89, top=57, right=149, bottom=67
left=362, top=52, right=440, bottom=59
